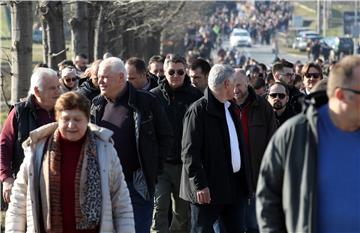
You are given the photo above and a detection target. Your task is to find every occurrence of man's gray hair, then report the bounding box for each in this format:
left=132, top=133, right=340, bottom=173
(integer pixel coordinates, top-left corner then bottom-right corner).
left=100, top=57, right=127, bottom=79
left=208, top=64, right=235, bottom=90
left=28, top=67, right=58, bottom=97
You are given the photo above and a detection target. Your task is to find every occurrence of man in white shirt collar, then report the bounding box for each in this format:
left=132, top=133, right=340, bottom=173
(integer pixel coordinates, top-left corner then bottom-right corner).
left=180, top=64, right=251, bottom=233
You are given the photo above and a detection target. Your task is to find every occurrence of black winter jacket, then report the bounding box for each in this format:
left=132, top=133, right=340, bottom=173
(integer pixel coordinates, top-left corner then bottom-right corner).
left=180, top=88, right=251, bottom=204
left=77, top=78, right=100, bottom=101
left=237, top=87, right=277, bottom=190
left=151, top=79, right=202, bottom=164
left=90, top=83, right=173, bottom=195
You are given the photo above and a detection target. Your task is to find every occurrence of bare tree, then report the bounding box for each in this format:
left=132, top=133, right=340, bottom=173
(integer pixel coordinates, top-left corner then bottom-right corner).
left=39, top=1, right=66, bottom=70
left=10, top=1, right=33, bottom=103
left=69, top=1, right=89, bottom=59
left=94, top=1, right=109, bottom=60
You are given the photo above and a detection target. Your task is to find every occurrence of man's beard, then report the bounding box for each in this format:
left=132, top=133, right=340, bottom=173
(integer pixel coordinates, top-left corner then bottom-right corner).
left=273, top=101, right=284, bottom=110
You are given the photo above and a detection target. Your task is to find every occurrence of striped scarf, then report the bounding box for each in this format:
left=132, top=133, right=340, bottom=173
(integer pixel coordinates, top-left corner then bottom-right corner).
left=47, top=129, right=102, bottom=232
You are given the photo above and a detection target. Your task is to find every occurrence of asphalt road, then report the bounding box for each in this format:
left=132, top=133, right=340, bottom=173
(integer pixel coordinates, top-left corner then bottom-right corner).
left=219, top=38, right=308, bottom=66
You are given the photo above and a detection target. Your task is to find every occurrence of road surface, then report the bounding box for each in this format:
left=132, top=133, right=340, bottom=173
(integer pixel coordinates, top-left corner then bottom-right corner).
left=218, top=38, right=308, bottom=66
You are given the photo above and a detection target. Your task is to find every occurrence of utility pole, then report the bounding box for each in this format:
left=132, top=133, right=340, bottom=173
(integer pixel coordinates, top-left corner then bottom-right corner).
left=355, top=0, right=358, bottom=54
left=317, top=0, right=322, bottom=35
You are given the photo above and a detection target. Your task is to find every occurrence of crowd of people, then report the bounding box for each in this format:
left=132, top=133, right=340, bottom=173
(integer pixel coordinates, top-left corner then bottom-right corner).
left=1, top=43, right=359, bottom=233
left=184, top=1, right=292, bottom=65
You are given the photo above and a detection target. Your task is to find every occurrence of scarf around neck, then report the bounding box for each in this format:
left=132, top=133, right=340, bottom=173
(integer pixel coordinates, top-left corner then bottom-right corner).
left=46, top=128, right=102, bottom=232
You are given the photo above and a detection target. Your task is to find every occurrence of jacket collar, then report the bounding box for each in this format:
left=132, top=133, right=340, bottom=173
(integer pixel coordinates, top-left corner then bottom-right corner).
left=108, top=82, right=138, bottom=110
left=23, top=122, right=114, bottom=149
left=247, top=86, right=260, bottom=106
left=304, top=90, right=328, bottom=143
left=127, top=82, right=138, bottom=110
left=204, top=88, right=225, bottom=118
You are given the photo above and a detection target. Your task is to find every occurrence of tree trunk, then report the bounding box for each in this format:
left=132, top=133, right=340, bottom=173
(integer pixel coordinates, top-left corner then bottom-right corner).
left=160, top=30, right=165, bottom=56
left=108, top=26, right=123, bottom=58
left=87, top=3, right=96, bottom=63
left=123, top=29, right=135, bottom=60
left=143, top=31, right=161, bottom=61
left=40, top=1, right=66, bottom=70
left=69, top=1, right=89, bottom=59
left=94, top=2, right=106, bottom=60
left=41, top=19, right=49, bottom=65
left=10, top=1, right=33, bottom=103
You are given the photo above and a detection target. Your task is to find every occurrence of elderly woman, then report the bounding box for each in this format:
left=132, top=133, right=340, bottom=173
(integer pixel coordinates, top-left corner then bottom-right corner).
left=301, top=62, right=323, bottom=95
left=60, top=66, right=79, bottom=93
left=5, top=92, right=135, bottom=233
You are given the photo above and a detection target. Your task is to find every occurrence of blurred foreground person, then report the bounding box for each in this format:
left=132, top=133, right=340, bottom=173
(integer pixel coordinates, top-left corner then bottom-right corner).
left=256, top=55, right=360, bottom=232
left=5, top=92, right=135, bottom=233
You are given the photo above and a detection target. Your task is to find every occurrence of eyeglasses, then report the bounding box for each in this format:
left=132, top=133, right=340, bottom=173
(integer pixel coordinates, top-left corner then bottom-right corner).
left=280, top=73, right=294, bottom=77
left=269, top=93, right=286, bottom=99
left=304, top=73, right=321, bottom=79
left=168, top=69, right=185, bottom=76
left=64, top=77, right=77, bottom=82
left=341, top=87, right=360, bottom=95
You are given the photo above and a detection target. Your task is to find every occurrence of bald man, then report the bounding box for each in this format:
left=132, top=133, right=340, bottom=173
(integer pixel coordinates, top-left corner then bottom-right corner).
left=233, top=69, right=276, bottom=232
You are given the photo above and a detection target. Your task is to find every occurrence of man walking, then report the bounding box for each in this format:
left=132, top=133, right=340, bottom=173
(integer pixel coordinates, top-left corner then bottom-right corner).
left=151, top=54, right=202, bottom=233
left=91, top=57, right=173, bottom=233
left=180, top=64, right=251, bottom=233
left=256, top=55, right=360, bottom=232
left=1, top=68, right=61, bottom=203
left=233, top=69, right=277, bottom=232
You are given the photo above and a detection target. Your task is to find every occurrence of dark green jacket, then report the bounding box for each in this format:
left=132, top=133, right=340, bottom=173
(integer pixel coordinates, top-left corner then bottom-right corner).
left=256, top=92, right=328, bottom=233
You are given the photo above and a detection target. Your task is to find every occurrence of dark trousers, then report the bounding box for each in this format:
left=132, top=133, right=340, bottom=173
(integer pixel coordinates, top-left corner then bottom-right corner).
left=240, top=195, right=259, bottom=233
left=190, top=202, right=244, bottom=233
left=128, top=182, right=154, bottom=233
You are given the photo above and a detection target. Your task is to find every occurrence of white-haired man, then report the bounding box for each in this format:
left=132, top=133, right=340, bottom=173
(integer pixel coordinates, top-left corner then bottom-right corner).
left=0, top=67, right=61, bottom=203
left=90, top=57, right=173, bottom=233
left=180, top=64, right=251, bottom=232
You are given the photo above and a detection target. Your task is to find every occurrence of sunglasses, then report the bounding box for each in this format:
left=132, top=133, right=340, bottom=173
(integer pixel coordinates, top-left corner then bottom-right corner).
left=341, top=87, right=360, bottom=95
left=304, top=73, right=321, bottom=79
left=64, top=77, right=77, bottom=82
left=168, top=69, right=185, bottom=76
left=269, top=93, right=286, bottom=99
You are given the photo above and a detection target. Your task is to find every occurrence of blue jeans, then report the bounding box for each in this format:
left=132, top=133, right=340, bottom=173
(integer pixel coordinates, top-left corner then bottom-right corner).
left=127, top=182, right=154, bottom=233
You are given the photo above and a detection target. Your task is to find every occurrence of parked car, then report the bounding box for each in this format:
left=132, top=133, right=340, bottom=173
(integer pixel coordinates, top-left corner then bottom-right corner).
left=322, top=36, right=354, bottom=59
left=229, top=28, right=252, bottom=48
left=292, top=31, right=321, bottom=51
